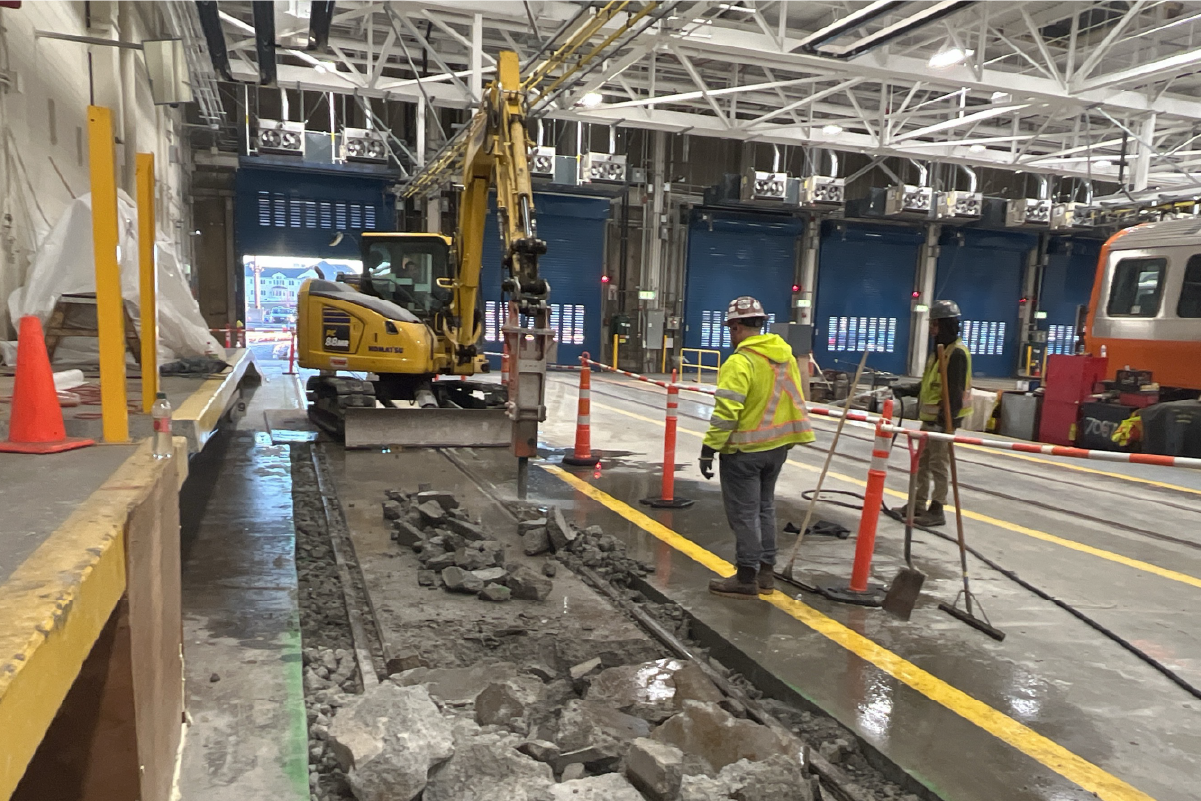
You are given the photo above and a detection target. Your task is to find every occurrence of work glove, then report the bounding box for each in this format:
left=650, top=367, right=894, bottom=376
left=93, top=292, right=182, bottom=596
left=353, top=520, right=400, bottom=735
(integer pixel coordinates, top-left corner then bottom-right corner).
left=699, top=445, right=716, bottom=480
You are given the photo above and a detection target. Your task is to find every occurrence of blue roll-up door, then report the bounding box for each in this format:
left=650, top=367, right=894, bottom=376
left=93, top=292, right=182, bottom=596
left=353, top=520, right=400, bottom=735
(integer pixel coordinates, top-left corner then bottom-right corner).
left=812, top=222, right=923, bottom=376
left=234, top=166, right=394, bottom=260
left=479, top=193, right=610, bottom=366
left=935, top=229, right=1036, bottom=377
left=683, top=210, right=802, bottom=361
left=1041, top=237, right=1101, bottom=356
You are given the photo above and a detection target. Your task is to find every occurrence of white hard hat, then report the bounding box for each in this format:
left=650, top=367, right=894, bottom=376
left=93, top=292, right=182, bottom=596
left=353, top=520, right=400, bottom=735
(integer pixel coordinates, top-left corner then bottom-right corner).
left=725, top=296, right=766, bottom=324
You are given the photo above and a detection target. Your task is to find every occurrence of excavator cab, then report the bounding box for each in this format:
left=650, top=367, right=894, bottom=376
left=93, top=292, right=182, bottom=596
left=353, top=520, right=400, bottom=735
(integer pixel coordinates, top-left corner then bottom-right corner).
left=359, top=232, right=454, bottom=319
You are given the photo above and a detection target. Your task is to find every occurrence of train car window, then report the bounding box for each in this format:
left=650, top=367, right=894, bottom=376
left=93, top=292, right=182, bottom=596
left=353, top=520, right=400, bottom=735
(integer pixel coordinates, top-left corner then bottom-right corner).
left=1178, top=257, right=1201, bottom=318
left=1107, top=257, right=1166, bottom=317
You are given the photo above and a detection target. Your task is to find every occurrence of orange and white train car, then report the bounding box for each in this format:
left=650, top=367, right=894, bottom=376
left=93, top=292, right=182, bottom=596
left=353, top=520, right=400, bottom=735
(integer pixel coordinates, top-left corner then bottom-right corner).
left=1085, top=218, right=1201, bottom=390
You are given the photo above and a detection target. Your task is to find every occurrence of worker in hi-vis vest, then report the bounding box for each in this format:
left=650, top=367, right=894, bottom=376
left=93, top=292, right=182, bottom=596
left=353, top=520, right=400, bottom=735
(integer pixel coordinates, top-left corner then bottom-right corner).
left=911, top=299, right=973, bottom=527
left=699, top=296, right=816, bottom=599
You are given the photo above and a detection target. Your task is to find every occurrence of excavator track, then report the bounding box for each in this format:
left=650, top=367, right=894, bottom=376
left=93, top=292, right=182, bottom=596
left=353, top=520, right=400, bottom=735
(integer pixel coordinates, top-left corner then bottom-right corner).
left=306, top=376, right=377, bottom=439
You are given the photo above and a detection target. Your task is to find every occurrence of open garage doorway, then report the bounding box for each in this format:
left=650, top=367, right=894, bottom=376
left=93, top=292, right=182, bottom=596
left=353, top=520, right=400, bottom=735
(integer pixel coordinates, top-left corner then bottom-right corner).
left=242, top=255, right=362, bottom=364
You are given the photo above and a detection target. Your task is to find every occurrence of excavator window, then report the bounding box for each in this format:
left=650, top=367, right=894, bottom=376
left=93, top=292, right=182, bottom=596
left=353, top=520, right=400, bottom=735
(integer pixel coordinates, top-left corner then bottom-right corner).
left=361, top=237, right=453, bottom=318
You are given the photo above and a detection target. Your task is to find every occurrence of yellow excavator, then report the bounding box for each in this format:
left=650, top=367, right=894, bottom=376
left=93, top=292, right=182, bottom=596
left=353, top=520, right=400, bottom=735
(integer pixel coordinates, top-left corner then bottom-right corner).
left=295, top=51, right=551, bottom=455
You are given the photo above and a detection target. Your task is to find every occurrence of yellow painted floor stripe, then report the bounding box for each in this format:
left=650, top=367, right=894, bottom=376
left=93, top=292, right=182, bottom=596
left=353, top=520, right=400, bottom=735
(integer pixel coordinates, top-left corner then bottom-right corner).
left=589, top=400, right=1201, bottom=590
left=544, top=463, right=1156, bottom=801
left=592, top=375, right=1201, bottom=498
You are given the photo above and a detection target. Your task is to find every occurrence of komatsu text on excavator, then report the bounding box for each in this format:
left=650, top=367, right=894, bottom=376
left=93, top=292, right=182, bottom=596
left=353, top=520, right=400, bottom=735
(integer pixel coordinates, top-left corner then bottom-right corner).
left=295, top=50, right=553, bottom=489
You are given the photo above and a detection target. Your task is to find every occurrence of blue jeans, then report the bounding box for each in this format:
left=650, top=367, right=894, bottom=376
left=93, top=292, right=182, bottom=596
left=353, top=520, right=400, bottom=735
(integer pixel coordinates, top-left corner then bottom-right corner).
left=719, top=447, right=789, bottom=570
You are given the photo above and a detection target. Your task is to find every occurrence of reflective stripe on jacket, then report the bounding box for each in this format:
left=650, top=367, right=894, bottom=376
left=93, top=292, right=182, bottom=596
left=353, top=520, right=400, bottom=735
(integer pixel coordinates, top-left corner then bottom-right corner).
left=703, top=333, right=816, bottom=454
left=919, top=338, right=973, bottom=422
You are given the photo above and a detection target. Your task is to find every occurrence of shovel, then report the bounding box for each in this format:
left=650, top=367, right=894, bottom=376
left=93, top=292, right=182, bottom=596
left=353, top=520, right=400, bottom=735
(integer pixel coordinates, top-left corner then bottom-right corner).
left=934, top=344, right=1006, bottom=642
left=882, top=436, right=926, bottom=620
left=778, top=348, right=870, bottom=588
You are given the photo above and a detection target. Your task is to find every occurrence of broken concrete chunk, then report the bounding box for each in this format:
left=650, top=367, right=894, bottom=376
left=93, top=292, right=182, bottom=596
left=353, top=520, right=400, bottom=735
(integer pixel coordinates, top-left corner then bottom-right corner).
left=546, top=507, right=577, bottom=552
left=423, top=735, right=553, bottom=801
left=584, top=525, right=604, bottom=538
left=404, top=508, right=426, bottom=530
left=542, top=560, right=557, bottom=578
left=569, top=657, right=602, bottom=681
left=445, top=516, right=489, bottom=542
left=327, top=683, right=454, bottom=801
left=418, top=482, right=433, bottom=492
left=394, top=662, right=520, bottom=705
left=723, top=755, right=813, bottom=801
left=625, top=738, right=685, bottom=801
left=479, top=585, right=512, bottom=602
left=552, top=745, right=618, bottom=775
left=518, top=739, right=561, bottom=765
left=382, top=500, right=402, bottom=521
left=416, top=490, right=459, bottom=510
left=539, top=773, right=645, bottom=800
left=559, top=763, right=587, bottom=783
left=554, top=638, right=664, bottom=673
left=475, top=681, right=527, bottom=727
left=394, top=521, right=427, bottom=548
left=518, top=517, right=548, bottom=533
left=472, top=566, right=508, bottom=584
left=522, top=527, right=551, bottom=556
left=385, top=489, right=410, bottom=502
left=425, top=552, right=457, bottom=572
left=651, top=700, right=795, bottom=773
left=454, top=547, right=496, bottom=571
left=385, top=648, right=427, bottom=676
left=442, top=566, right=485, bottom=594
left=506, top=566, right=553, bottom=601
left=585, top=659, right=690, bottom=724
left=417, top=500, right=446, bottom=524
left=554, top=699, right=651, bottom=762
left=819, top=738, right=853, bottom=765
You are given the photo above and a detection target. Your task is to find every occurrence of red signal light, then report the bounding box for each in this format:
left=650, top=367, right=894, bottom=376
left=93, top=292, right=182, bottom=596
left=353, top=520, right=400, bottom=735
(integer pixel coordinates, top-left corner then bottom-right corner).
left=791, top=284, right=800, bottom=293
left=601, top=275, right=611, bottom=284
left=911, top=290, right=920, bottom=298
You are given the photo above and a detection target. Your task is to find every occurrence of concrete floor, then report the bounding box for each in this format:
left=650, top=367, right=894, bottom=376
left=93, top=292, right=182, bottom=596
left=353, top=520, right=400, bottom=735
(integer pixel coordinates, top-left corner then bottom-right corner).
left=508, top=372, right=1201, bottom=801
left=177, top=361, right=310, bottom=801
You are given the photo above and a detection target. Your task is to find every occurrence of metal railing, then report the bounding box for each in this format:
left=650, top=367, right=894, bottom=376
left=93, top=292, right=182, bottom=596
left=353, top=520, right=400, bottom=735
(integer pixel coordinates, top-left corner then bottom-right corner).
left=680, top=348, right=721, bottom=384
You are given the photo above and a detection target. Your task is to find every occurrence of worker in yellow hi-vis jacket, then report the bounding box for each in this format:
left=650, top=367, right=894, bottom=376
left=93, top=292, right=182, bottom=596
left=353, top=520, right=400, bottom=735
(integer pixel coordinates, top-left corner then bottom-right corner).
left=700, top=296, right=816, bottom=600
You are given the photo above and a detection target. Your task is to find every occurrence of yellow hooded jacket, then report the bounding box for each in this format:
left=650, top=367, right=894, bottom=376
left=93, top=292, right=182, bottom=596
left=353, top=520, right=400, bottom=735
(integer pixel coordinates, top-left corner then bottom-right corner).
left=703, top=333, right=816, bottom=454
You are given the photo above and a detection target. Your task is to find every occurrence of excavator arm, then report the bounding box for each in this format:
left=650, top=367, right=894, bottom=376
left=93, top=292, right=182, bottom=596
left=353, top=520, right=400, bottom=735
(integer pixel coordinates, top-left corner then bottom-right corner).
left=453, top=50, right=548, bottom=358
left=453, top=50, right=551, bottom=491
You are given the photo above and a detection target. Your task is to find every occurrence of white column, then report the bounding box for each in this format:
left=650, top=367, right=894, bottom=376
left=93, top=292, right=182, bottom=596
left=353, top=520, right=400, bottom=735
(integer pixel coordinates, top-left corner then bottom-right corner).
left=471, top=13, right=483, bottom=104
left=1134, top=113, right=1156, bottom=192
left=910, top=223, right=940, bottom=377
left=795, top=217, right=819, bottom=325
left=647, top=131, right=666, bottom=299
left=416, top=101, right=427, bottom=166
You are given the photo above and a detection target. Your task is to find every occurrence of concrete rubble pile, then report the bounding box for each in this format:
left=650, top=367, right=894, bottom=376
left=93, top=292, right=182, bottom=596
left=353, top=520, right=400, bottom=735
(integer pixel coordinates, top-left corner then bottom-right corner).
left=290, top=486, right=918, bottom=801
left=383, top=487, right=554, bottom=603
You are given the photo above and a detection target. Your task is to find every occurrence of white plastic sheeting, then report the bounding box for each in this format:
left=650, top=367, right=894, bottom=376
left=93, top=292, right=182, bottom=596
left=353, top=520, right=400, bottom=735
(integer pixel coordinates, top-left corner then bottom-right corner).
left=3, top=190, right=222, bottom=365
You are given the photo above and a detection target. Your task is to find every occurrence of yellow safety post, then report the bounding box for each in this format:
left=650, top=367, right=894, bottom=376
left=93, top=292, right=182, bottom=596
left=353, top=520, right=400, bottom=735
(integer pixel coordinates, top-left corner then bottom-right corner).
left=136, top=153, right=157, bottom=412
left=612, top=333, right=619, bottom=368
left=88, top=105, right=129, bottom=442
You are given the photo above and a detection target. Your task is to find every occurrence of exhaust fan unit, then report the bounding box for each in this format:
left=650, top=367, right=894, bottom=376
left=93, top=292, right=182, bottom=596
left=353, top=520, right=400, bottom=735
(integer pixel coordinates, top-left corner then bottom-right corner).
left=257, top=119, right=305, bottom=156
left=939, top=190, right=982, bottom=220
left=1050, top=202, right=1076, bottom=230
left=581, top=152, right=627, bottom=183
left=530, top=146, right=556, bottom=177
left=745, top=170, right=789, bottom=201
left=885, top=185, right=935, bottom=216
left=1025, top=199, right=1052, bottom=225
left=341, top=127, right=388, bottom=163
left=800, top=175, right=845, bottom=207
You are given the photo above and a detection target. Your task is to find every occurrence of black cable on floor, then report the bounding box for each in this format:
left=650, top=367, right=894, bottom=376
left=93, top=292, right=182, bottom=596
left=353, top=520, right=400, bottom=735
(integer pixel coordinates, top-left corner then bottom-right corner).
left=805, top=488, right=1201, bottom=702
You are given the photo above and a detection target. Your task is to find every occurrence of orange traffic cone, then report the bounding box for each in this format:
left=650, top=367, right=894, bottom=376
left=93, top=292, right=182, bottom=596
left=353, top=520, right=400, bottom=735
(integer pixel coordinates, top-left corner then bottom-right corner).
left=0, top=316, right=95, bottom=454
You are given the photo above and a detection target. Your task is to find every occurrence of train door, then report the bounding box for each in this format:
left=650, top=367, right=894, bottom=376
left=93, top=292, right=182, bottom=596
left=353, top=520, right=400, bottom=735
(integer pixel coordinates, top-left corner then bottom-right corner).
left=811, top=222, right=923, bottom=376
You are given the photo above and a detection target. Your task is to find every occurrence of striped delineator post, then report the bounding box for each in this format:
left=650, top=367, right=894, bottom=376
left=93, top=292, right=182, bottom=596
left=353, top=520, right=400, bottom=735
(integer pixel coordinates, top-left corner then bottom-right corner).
left=641, top=370, right=694, bottom=508
left=562, top=353, right=601, bottom=467
left=819, top=398, right=895, bottom=607
left=501, top=341, right=511, bottom=387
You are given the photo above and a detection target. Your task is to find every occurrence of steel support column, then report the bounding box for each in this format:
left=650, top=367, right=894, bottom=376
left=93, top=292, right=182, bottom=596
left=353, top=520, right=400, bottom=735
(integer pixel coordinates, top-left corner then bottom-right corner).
left=909, top=222, right=940, bottom=378
left=795, top=216, right=819, bottom=325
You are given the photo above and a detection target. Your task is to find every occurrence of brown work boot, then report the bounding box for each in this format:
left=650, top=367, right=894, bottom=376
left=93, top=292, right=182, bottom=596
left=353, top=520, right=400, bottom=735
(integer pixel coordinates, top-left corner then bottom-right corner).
left=709, top=567, right=759, bottom=600
left=757, top=564, right=775, bottom=595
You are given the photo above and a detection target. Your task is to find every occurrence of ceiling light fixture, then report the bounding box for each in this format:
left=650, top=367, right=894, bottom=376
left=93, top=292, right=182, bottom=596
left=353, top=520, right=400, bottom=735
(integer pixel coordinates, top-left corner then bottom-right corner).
left=313, top=60, right=337, bottom=73
left=969, top=144, right=986, bottom=153
left=1094, top=159, right=1113, bottom=169
left=928, top=46, right=973, bottom=69
left=579, top=91, right=604, bottom=108
left=991, top=91, right=1011, bottom=103
left=821, top=123, right=843, bottom=136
